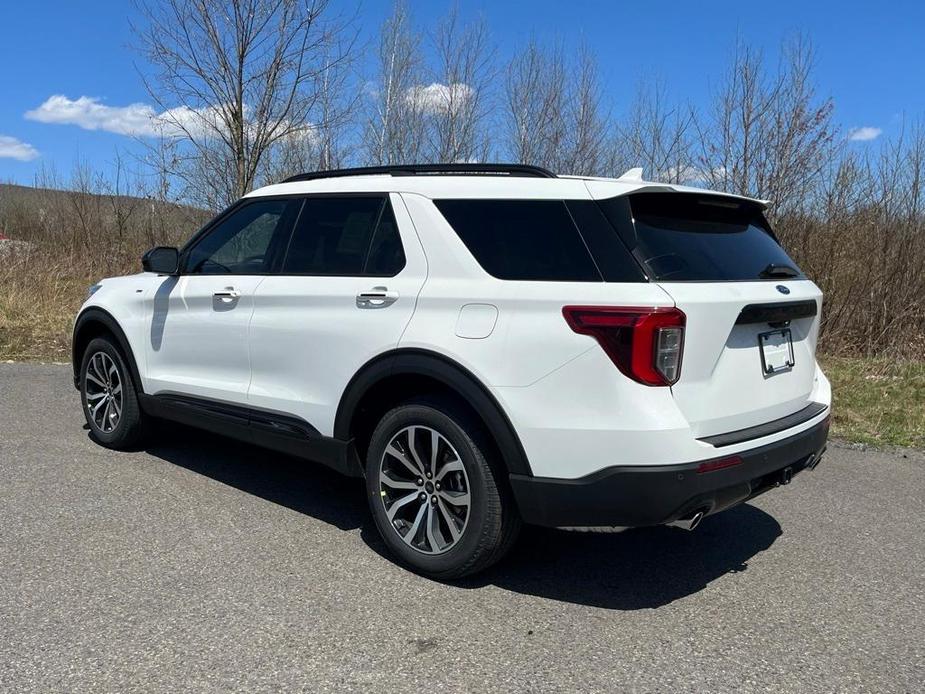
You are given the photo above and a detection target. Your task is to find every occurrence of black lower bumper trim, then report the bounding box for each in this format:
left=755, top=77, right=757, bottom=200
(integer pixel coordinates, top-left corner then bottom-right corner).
left=698, top=402, right=828, bottom=447
left=509, top=415, right=830, bottom=528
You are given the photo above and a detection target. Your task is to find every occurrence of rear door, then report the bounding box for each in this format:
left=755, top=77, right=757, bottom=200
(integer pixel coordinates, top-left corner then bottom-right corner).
left=590, top=186, right=823, bottom=437
left=247, top=193, right=426, bottom=435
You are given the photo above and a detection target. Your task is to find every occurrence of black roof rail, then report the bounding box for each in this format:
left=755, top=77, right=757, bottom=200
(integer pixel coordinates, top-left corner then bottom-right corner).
left=281, top=163, right=557, bottom=183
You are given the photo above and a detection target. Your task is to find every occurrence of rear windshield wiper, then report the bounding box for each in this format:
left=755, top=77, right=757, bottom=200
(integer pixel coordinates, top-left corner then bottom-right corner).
left=759, top=263, right=800, bottom=279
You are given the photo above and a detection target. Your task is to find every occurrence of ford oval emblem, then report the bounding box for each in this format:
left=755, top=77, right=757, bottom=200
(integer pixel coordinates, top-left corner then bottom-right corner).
left=776, top=284, right=791, bottom=295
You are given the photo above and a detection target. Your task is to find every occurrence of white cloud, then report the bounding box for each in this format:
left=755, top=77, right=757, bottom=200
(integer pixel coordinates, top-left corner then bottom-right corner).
left=404, top=82, right=474, bottom=115
left=0, top=135, right=39, bottom=161
left=24, top=94, right=316, bottom=146
left=26, top=95, right=162, bottom=136
left=24, top=95, right=231, bottom=139
left=848, top=126, right=882, bottom=142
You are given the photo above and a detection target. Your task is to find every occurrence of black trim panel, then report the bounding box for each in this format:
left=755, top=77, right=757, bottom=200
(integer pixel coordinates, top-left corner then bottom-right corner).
left=699, top=402, right=828, bottom=447
left=72, top=307, right=144, bottom=391
left=334, top=349, right=533, bottom=476
left=735, top=300, right=817, bottom=325
left=509, top=416, right=829, bottom=528
left=139, top=394, right=359, bottom=477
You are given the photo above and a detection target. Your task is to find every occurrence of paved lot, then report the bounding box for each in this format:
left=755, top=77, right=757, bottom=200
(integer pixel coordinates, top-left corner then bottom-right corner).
left=1, top=363, right=923, bottom=692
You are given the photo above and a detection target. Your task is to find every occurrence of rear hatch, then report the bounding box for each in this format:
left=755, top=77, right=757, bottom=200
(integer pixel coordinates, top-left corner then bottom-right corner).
left=592, top=187, right=823, bottom=438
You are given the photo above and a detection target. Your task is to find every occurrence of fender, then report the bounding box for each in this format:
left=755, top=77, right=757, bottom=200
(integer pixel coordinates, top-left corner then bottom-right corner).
left=72, top=307, right=144, bottom=393
left=334, top=348, right=534, bottom=477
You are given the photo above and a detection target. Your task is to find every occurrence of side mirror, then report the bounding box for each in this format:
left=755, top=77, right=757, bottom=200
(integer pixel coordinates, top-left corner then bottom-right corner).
left=142, top=246, right=179, bottom=275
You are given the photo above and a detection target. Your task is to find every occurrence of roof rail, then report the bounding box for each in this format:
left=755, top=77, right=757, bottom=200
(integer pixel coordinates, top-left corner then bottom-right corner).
left=281, top=163, right=557, bottom=183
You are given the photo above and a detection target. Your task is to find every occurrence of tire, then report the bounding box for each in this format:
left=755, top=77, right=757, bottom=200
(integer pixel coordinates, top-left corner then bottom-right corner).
left=79, top=336, right=148, bottom=449
left=365, top=397, right=521, bottom=579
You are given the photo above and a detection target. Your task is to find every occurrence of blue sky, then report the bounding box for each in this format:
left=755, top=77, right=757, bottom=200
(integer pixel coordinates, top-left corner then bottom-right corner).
left=1, top=0, right=923, bottom=184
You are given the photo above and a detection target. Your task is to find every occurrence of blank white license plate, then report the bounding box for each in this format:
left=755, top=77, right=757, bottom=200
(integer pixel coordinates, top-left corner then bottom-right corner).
left=759, top=329, right=795, bottom=374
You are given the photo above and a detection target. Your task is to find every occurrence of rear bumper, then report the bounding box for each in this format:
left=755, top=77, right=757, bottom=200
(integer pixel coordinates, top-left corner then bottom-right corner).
left=509, top=415, right=830, bottom=528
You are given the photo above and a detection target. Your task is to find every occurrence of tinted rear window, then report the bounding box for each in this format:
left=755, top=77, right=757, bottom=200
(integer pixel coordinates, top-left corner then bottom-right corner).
left=434, top=199, right=602, bottom=281
left=601, top=192, right=803, bottom=282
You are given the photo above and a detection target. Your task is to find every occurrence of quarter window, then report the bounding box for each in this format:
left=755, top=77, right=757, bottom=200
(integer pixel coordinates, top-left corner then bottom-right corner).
left=434, top=199, right=602, bottom=281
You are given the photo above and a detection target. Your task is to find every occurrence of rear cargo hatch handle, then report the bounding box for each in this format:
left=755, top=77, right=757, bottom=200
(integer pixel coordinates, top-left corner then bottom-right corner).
left=735, top=300, right=817, bottom=326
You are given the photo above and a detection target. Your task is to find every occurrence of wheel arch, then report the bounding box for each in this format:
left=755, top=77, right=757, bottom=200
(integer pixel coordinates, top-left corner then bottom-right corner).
left=334, top=349, right=533, bottom=478
left=72, top=307, right=144, bottom=393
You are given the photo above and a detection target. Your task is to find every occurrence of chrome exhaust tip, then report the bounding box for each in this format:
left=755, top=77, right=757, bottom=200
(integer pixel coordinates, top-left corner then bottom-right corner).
left=667, top=510, right=705, bottom=532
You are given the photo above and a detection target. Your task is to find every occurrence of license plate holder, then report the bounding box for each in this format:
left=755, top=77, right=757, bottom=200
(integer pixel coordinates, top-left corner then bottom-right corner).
left=758, top=328, right=795, bottom=375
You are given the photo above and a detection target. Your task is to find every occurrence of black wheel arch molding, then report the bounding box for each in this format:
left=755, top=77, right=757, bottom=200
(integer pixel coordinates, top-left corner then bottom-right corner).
left=335, top=348, right=534, bottom=477
left=72, top=307, right=144, bottom=393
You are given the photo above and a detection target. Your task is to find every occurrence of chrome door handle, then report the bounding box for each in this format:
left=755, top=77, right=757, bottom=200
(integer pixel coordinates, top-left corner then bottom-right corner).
left=213, top=287, right=240, bottom=301
left=356, top=286, right=399, bottom=309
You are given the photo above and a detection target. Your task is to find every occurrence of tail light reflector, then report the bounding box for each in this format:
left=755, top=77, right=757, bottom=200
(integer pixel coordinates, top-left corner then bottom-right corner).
left=696, top=455, right=743, bottom=474
left=562, top=306, right=686, bottom=386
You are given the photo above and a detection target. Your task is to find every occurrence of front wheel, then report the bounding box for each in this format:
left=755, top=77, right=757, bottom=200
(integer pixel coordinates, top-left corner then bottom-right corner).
left=365, top=399, right=520, bottom=579
left=80, top=336, right=147, bottom=449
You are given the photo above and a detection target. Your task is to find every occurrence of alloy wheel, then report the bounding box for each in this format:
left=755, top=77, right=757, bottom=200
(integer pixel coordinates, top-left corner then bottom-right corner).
left=378, top=425, right=471, bottom=555
left=84, top=351, right=123, bottom=434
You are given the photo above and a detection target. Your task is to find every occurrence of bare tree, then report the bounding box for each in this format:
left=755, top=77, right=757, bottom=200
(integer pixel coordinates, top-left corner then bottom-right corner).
left=504, top=39, right=568, bottom=169
left=613, top=79, right=696, bottom=183
left=560, top=44, right=608, bottom=175
left=421, top=7, right=494, bottom=162
left=695, top=36, right=837, bottom=216
left=504, top=41, right=608, bottom=174
left=364, top=0, right=426, bottom=165
left=134, top=0, right=354, bottom=209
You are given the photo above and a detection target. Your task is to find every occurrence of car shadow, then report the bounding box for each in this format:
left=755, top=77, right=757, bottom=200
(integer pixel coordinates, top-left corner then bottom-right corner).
left=140, top=423, right=367, bottom=532
left=447, top=504, right=782, bottom=610
left=135, top=424, right=782, bottom=610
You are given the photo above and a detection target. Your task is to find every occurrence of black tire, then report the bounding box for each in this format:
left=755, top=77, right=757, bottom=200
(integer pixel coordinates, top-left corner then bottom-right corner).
left=79, top=336, right=147, bottom=449
left=365, top=397, right=521, bottom=579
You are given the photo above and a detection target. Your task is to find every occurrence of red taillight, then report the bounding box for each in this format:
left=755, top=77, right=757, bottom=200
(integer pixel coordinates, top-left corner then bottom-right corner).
left=696, top=455, right=743, bottom=474
left=562, top=306, right=686, bottom=386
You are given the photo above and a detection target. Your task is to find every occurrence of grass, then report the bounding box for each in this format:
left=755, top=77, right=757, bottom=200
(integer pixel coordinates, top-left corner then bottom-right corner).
left=820, top=354, right=925, bottom=449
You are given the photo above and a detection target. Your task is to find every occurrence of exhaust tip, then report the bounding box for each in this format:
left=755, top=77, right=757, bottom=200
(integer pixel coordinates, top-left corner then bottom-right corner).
left=667, top=510, right=705, bottom=531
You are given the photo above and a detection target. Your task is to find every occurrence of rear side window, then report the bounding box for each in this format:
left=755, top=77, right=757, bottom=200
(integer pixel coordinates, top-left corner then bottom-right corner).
left=601, top=192, right=803, bottom=282
left=282, top=197, right=405, bottom=276
left=434, top=199, right=602, bottom=281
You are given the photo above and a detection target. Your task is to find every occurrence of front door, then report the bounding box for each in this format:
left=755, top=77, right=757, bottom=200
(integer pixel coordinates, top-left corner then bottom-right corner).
left=144, top=198, right=300, bottom=403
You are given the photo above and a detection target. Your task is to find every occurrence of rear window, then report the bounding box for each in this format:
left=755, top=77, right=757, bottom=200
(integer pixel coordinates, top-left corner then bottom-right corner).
left=601, top=192, right=804, bottom=282
left=434, top=199, right=602, bottom=281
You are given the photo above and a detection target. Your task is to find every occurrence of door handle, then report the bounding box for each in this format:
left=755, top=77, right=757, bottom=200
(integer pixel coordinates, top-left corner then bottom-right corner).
left=213, top=287, right=240, bottom=301
left=356, top=286, right=399, bottom=309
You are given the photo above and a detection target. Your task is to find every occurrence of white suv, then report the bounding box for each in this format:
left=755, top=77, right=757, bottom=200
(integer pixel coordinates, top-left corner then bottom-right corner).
left=73, top=164, right=830, bottom=578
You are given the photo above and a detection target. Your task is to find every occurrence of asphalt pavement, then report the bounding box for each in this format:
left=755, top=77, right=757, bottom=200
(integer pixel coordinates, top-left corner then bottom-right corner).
left=1, top=362, right=923, bottom=692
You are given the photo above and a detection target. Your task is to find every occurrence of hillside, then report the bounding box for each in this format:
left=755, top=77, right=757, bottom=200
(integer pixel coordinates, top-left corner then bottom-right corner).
left=0, top=182, right=209, bottom=361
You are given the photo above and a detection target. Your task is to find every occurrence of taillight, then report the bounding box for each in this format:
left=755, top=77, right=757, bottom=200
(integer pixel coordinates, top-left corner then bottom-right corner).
left=562, top=306, right=686, bottom=386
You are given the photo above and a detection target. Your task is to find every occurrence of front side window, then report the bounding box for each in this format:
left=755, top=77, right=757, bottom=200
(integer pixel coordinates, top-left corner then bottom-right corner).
left=434, top=199, right=602, bottom=281
left=185, top=199, right=296, bottom=275
left=282, top=196, right=405, bottom=276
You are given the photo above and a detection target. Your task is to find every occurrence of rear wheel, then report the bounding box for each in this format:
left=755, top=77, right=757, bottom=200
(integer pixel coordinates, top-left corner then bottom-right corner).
left=80, top=336, right=147, bottom=449
left=365, top=399, right=520, bottom=579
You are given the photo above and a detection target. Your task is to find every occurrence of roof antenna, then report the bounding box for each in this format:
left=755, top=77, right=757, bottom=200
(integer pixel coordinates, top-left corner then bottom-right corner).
left=617, top=167, right=644, bottom=181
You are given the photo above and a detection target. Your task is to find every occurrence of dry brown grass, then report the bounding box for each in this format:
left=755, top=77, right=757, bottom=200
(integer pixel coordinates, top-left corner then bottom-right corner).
left=0, top=181, right=207, bottom=360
